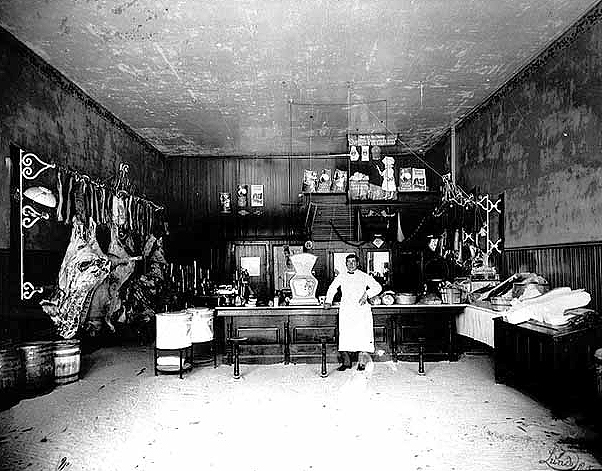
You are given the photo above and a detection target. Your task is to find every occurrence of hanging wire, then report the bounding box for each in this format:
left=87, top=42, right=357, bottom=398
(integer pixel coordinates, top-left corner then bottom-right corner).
left=363, top=105, right=475, bottom=203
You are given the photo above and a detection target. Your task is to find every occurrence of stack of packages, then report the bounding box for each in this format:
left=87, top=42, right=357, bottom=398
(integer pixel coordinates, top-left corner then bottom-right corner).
left=505, top=288, right=592, bottom=326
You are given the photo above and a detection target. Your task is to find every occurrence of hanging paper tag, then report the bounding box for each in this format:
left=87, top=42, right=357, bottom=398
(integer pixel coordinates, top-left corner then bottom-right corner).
left=361, top=146, right=370, bottom=161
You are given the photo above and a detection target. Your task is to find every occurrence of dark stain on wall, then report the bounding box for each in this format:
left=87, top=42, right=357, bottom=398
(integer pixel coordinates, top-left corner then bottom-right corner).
left=0, top=26, right=166, bottom=251
left=439, top=3, right=602, bottom=248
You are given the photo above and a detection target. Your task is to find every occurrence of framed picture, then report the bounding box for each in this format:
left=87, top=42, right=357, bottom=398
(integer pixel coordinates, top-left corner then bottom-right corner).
left=250, top=184, right=264, bottom=207
left=240, top=256, right=261, bottom=276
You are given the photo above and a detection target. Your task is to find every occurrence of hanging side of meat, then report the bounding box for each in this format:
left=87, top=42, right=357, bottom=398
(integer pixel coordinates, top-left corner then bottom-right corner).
left=86, top=223, right=136, bottom=334
left=41, top=218, right=111, bottom=339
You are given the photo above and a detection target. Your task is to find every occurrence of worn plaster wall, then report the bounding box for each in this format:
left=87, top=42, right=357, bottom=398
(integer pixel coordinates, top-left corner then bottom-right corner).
left=0, top=27, right=166, bottom=330
left=450, top=4, right=602, bottom=248
left=0, top=26, right=166, bottom=251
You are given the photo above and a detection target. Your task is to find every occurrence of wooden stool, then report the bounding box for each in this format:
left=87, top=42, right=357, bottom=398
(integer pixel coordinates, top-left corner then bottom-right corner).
left=418, top=337, right=426, bottom=376
left=320, top=336, right=329, bottom=378
left=228, top=337, right=247, bottom=379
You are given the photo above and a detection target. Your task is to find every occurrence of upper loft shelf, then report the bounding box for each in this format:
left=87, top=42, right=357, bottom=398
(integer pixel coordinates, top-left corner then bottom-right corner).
left=304, top=191, right=441, bottom=208
left=349, top=191, right=440, bottom=207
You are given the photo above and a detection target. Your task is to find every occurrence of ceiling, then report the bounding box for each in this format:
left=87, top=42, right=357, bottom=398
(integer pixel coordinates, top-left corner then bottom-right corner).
left=0, top=0, right=597, bottom=157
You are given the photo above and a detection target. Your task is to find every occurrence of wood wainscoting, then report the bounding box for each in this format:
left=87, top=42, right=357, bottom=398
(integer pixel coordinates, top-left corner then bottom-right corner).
left=503, top=242, right=602, bottom=313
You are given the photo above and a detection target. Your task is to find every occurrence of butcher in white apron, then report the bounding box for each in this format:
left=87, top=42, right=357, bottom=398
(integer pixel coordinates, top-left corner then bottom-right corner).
left=324, top=254, right=382, bottom=371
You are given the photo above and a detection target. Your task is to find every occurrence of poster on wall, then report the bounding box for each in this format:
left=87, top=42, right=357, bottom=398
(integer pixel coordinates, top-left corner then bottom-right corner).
left=250, top=184, right=264, bottom=207
left=240, top=256, right=261, bottom=276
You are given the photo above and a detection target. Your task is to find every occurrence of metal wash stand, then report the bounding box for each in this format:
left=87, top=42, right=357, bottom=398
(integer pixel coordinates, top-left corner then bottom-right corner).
left=154, top=311, right=193, bottom=379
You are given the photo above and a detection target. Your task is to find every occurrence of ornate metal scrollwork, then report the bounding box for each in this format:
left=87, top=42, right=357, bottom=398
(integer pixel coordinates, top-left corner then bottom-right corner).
left=22, top=281, right=44, bottom=300
left=22, top=204, right=50, bottom=229
left=21, top=150, right=56, bottom=180
left=19, top=148, right=55, bottom=300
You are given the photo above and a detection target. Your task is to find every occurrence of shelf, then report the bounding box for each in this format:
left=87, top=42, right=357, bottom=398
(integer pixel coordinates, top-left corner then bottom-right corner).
left=349, top=191, right=440, bottom=207
left=305, top=191, right=440, bottom=205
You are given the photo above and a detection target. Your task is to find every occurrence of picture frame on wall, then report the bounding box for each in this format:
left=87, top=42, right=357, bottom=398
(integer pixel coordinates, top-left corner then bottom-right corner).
left=250, top=184, right=264, bottom=207
left=240, top=256, right=261, bottom=276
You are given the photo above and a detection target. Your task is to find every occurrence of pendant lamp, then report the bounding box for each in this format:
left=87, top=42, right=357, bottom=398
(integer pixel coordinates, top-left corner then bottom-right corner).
left=23, top=186, right=57, bottom=208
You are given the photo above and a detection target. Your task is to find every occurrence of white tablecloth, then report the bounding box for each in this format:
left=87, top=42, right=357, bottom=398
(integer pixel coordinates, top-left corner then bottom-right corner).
left=455, top=305, right=501, bottom=348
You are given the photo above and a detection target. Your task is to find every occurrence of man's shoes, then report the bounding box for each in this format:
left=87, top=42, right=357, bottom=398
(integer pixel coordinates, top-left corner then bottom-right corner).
left=338, top=351, right=351, bottom=371
left=357, top=363, right=366, bottom=371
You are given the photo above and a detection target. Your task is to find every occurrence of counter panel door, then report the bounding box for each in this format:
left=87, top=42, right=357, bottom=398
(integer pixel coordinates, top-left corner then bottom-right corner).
left=234, top=244, right=268, bottom=300
left=289, top=314, right=338, bottom=363
left=230, top=315, right=286, bottom=364
left=372, top=313, right=392, bottom=360
left=392, top=310, right=454, bottom=361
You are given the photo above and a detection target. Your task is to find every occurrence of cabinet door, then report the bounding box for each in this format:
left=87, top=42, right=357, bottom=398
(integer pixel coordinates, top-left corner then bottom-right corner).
left=234, top=244, right=268, bottom=299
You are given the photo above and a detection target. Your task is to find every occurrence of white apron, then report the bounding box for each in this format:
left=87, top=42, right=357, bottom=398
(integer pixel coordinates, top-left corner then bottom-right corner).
left=325, top=270, right=382, bottom=352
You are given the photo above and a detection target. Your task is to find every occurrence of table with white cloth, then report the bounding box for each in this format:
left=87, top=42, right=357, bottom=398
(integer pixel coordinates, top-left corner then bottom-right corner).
left=455, top=304, right=500, bottom=348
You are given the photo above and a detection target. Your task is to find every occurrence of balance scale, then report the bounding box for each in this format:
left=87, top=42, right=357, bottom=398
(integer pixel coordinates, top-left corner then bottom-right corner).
left=288, top=253, right=319, bottom=305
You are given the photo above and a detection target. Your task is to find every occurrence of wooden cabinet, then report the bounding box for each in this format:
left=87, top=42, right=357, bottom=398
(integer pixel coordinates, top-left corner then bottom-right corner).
left=494, top=316, right=602, bottom=414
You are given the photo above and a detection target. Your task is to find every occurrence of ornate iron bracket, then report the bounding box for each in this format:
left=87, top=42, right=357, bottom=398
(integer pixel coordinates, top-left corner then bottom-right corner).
left=19, top=148, right=56, bottom=300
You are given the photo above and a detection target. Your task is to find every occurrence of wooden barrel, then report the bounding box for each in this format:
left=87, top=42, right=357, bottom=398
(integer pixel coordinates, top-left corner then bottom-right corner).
left=0, top=346, right=22, bottom=409
left=18, top=341, right=55, bottom=395
left=53, top=340, right=81, bottom=385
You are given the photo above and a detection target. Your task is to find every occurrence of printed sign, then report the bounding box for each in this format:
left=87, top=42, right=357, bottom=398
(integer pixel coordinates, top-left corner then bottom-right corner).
left=348, top=134, right=397, bottom=146
left=250, top=184, right=264, bottom=207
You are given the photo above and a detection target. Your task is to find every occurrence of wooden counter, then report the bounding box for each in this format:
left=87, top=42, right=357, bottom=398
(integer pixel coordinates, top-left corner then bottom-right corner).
left=215, top=304, right=467, bottom=364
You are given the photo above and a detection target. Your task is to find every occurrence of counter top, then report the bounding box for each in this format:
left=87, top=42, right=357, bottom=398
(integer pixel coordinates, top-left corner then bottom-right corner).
left=215, top=303, right=467, bottom=316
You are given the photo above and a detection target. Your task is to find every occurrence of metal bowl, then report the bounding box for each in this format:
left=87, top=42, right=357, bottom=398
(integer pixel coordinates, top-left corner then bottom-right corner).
left=395, top=293, right=417, bottom=305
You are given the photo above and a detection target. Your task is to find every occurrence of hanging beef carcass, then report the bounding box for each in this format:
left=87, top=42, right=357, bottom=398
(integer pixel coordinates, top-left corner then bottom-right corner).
left=121, top=231, right=168, bottom=331
left=85, top=222, right=136, bottom=335
left=41, top=218, right=111, bottom=339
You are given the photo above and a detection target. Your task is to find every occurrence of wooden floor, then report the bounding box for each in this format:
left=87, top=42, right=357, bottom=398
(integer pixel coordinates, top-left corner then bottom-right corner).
left=0, top=345, right=601, bottom=471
